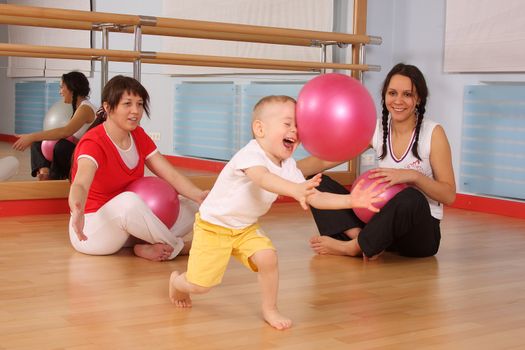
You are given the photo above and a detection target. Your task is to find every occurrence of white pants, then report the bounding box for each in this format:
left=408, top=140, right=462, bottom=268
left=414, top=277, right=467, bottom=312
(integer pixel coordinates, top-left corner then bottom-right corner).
left=69, top=192, right=199, bottom=259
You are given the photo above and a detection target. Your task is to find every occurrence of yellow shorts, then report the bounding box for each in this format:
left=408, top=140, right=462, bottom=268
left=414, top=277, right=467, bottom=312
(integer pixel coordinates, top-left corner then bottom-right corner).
left=186, top=213, right=275, bottom=288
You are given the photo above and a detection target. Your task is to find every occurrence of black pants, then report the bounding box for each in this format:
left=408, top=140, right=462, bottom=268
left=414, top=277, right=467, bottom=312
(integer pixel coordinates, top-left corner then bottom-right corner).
left=310, top=175, right=441, bottom=258
left=31, top=139, right=76, bottom=180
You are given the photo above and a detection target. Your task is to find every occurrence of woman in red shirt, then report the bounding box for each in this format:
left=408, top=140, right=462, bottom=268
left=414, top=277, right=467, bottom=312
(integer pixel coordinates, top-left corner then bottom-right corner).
left=69, top=75, right=207, bottom=261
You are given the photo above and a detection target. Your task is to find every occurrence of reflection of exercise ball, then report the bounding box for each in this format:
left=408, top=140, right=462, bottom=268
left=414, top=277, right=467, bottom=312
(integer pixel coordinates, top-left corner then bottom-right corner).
left=126, top=176, right=180, bottom=228
left=43, top=101, right=73, bottom=130
left=296, top=73, right=376, bottom=162
left=0, top=156, right=20, bottom=181
left=352, top=169, right=408, bottom=223
left=41, top=140, right=57, bottom=161
left=41, top=136, right=76, bottom=161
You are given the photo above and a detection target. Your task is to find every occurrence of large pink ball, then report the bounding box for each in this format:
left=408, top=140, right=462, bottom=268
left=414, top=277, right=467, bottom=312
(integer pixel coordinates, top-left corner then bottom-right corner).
left=126, top=176, right=180, bottom=228
left=41, top=140, right=57, bottom=161
left=352, top=170, right=408, bottom=223
left=296, top=73, right=376, bottom=162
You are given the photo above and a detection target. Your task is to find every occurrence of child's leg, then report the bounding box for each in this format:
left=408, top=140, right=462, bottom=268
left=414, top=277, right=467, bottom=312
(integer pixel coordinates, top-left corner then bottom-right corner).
left=249, top=249, right=292, bottom=330
left=169, top=271, right=210, bottom=308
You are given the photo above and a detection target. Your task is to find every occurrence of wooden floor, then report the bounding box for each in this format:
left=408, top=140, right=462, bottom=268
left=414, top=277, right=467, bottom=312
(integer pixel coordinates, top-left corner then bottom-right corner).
left=1, top=204, right=525, bottom=350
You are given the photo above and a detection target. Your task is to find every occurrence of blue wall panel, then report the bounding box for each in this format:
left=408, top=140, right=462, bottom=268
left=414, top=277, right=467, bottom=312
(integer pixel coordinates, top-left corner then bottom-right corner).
left=173, top=80, right=310, bottom=162
left=15, top=81, right=61, bottom=134
left=461, top=85, right=525, bottom=200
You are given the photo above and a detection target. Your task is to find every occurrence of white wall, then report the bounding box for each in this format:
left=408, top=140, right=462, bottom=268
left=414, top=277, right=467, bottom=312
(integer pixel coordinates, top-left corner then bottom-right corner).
left=365, top=0, right=525, bottom=186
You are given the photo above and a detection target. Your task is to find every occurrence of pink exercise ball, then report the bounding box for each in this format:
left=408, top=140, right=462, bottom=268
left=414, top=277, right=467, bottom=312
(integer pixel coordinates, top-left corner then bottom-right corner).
left=352, top=169, right=408, bottom=223
left=126, top=176, right=180, bottom=228
left=296, top=73, right=376, bottom=162
left=41, top=137, right=77, bottom=161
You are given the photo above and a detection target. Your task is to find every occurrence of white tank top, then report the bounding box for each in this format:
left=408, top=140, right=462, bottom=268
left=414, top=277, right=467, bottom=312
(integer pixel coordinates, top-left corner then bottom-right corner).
left=72, top=99, right=97, bottom=141
left=371, top=117, right=443, bottom=220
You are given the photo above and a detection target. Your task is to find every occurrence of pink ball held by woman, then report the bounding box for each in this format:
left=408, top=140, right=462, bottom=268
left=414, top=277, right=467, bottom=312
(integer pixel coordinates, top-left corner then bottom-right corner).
left=352, top=169, right=408, bottom=223
left=126, top=176, right=180, bottom=228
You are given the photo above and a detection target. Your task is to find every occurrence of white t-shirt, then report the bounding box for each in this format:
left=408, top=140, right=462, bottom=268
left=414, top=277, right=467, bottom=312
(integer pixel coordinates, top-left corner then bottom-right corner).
left=371, top=117, right=443, bottom=220
left=199, top=139, right=306, bottom=229
left=72, top=99, right=98, bottom=141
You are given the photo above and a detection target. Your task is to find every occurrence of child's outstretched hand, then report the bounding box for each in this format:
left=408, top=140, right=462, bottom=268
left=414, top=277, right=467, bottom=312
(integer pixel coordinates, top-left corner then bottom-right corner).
left=349, top=178, right=385, bottom=212
left=293, top=173, right=322, bottom=210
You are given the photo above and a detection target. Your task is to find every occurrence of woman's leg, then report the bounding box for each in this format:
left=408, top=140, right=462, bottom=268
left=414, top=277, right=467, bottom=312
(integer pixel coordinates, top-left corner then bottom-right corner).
left=309, top=175, right=364, bottom=240
left=49, top=138, right=76, bottom=180
left=357, top=187, right=441, bottom=258
left=69, top=192, right=194, bottom=260
left=30, top=141, right=51, bottom=179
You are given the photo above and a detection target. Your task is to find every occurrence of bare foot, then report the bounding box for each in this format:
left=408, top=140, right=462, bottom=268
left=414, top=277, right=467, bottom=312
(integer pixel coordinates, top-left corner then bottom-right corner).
left=262, top=308, right=292, bottom=330
left=169, top=271, right=192, bottom=308
left=37, top=168, right=50, bottom=181
left=344, top=227, right=361, bottom=240
left=309, top=236, right=361, bottom=256
left=133, top=243, right=174, bottom=261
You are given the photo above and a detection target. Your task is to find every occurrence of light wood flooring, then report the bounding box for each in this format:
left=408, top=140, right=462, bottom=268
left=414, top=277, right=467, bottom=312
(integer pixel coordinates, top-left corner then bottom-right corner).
left=1, top=204, right=525, bottom=349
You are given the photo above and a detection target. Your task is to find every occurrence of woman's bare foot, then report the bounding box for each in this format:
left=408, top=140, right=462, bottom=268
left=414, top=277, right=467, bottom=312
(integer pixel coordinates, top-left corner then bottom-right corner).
left=309, top=236, right=362, bottom=256
left=133, top=243, right=174, bottom=261
left=344, top=227, right=361, bottom=240
left=169, top=271, right=192, bottom=308
left=37, top=168, right=50, bottom=181
left=262, top=308, right=292, bottom=330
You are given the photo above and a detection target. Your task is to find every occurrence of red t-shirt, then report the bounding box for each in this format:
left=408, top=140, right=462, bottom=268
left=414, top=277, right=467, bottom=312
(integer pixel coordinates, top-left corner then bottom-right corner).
left=71, top=124, right=157, bottom=213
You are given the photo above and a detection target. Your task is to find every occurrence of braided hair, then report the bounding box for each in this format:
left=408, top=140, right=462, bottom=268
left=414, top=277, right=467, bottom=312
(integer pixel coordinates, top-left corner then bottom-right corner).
left=379, top=63, right=428, bottom=161
left=61, top=71, right=90, bottom=115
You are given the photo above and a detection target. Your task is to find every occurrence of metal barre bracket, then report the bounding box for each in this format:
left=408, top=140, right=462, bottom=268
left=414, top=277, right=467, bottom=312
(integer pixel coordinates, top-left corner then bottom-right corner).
left=92, top=23, right=131, bottom=31
left=138, top=15, right=157, bottom=26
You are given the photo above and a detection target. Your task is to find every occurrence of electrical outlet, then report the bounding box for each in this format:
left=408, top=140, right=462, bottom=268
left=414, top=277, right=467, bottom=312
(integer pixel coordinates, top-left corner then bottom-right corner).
left=148, top=132, right=161, bottom=141
left=361, top=153, right=376, bottom=166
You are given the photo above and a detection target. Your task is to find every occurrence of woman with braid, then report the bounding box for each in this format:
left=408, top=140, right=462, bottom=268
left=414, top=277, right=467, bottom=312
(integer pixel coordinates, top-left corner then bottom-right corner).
left=298, top=63, right=456, bottom=259
left=13, top=71, right=96, bottom=180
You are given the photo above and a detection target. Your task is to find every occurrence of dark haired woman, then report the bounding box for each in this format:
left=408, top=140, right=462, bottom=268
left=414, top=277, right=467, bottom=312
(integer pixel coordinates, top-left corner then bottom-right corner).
left=298, top=63, right=456, bottom=259
left=68, top=75, right=207, bottom=261
left=13, top=71, right=96, bottom=180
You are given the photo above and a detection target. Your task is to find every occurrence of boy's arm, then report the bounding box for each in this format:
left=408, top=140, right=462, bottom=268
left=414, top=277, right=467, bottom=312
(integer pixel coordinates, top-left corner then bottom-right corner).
left=306, top=178, right=385, bottom=212
left=244, top=166, right=321, bottom=210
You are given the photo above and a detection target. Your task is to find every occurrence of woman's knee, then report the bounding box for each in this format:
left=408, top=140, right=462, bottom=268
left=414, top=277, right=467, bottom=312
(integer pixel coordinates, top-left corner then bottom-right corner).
left=389, top=187, right=428, bottom=214
left=54, top=138, right=75, bottom=156
left=114, top=191, right=149, bottom=212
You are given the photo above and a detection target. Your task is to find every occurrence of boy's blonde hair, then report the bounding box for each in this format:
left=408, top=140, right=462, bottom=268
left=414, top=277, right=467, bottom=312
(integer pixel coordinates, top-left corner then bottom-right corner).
left=252, top=95, right=296, bottom=122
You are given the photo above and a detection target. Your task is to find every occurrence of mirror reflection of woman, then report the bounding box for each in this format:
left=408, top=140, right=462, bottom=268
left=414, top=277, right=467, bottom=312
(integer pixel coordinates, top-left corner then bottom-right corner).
left=12, top=71, right=96, bottom=180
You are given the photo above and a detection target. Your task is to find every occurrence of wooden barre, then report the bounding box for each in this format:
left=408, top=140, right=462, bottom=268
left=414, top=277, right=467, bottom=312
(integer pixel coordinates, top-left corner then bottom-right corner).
left=0, top=43, right=379, bottom=72
left=0, top=4, right=381, bottom=47
left=0, top=15, right=313, bottom=46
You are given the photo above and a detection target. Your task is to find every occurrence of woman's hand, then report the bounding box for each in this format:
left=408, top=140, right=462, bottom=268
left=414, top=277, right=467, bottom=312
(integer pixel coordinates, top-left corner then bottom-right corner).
left=12, top=134, right=34, bottom=151
left=368, top=167, right=419, bottom=188
left=71, top=202, right=88, bottom=241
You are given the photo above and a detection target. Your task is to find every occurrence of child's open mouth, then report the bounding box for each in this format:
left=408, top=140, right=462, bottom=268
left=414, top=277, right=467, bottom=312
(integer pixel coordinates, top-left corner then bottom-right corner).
left=283, top=138, right=295, bottom=150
